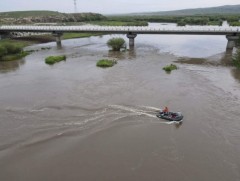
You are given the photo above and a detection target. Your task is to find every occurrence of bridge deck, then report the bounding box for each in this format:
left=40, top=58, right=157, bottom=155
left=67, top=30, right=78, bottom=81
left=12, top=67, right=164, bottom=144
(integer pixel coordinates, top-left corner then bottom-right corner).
left=0, top=25, right=240, bottom=35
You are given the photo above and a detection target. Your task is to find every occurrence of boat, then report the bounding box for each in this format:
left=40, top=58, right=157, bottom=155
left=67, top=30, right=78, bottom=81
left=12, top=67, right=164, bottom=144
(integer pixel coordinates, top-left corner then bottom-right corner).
left=156, top=111, right=183, bottom=122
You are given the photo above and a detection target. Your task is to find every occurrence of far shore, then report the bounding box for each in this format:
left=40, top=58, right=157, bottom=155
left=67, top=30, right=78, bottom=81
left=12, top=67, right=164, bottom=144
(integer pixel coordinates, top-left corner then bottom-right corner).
left=10, top=32, right=104, bottom=45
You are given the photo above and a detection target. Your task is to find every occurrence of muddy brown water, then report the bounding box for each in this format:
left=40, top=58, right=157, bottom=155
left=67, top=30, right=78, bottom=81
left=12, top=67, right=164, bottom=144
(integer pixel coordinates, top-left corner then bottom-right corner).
left=0, top=27, right=240, bottom=181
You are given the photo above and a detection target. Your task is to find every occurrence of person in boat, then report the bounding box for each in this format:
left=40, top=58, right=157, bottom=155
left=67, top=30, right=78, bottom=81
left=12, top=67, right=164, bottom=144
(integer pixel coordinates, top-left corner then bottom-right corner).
left=162, top=106, right=169, bottom=115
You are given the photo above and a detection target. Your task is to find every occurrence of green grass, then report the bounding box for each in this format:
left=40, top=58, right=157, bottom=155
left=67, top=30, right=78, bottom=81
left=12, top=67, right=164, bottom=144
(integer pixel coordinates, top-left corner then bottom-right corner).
left=88, top=20, right=148, bottom=26
left=177, top=21, right=186, bottom=26
left=163, top=64, right=178, bottom=72
left=207, top=21, right=222, bottom=26
left=0, top=40, right=30, bottom=61
left=0, top=52, right=29, bottom=61
left=62, top=33, right=104, bottom=39
left=229, top=22, right=240, bottom=26
left=45, top=55, right=66, bottom=65
left=96, top=59, right=117, bottom=68
left=0, top=39, right=31, bottom=48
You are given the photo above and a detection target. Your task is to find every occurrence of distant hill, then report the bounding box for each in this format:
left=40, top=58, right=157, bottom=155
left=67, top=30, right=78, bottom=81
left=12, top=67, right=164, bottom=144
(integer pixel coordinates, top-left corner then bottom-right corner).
left=0, top=11, right=62, bottom=18
left=127, top=4, right=240, bottom=16
left=0, top=11, right=106, bottom=24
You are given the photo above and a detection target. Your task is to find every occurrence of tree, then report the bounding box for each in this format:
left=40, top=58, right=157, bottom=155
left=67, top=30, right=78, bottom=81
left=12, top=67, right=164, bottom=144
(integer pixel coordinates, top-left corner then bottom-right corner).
left=107, top=38, right=125, bottom=51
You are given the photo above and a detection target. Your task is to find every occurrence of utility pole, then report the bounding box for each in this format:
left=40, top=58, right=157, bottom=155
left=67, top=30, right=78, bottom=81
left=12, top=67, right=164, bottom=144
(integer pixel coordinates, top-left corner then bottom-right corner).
left=74, top=0, right=78, bottom=13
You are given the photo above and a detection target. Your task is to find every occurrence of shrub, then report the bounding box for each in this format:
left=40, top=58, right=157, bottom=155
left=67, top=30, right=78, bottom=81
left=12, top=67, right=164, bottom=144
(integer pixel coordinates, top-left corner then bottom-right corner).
left=3, top=43, right=22, bottom=54
left=0, top=45, right=7, bottom=57
left=45, top=55, right=66, bottom=65
left=163, top=64, right=178, bottom=72
left=107, top=38, right=125, bottom=51
left=0, top=44, right=28, bottom=61
left=96, top=59, right=117, bottom=68
left=177, top=20, right=186, bottom=26
left=229, top=22, right=240, bottom=26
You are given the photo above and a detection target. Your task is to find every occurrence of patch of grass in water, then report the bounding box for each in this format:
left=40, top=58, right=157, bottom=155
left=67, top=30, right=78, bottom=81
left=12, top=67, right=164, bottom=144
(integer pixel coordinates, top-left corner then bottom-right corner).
left=45, top=55, right=66, bottom=65
left=96, top=59, right=117, bottom=68
left=163, top=64, right=178, bottom=72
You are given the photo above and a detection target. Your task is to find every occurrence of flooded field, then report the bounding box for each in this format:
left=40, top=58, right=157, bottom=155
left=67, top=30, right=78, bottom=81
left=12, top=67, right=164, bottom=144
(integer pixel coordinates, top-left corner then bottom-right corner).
left=0, top=24, right=240, bottom=180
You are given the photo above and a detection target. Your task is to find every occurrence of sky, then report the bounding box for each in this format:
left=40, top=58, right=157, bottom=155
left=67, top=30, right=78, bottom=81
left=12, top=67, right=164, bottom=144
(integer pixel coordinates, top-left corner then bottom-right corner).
left=0, top=0, right=239, bottom=14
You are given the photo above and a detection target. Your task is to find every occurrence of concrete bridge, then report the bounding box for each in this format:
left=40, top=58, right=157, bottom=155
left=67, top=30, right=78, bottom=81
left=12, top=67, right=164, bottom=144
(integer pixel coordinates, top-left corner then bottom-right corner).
left=0, top=25, right=239, bottom=49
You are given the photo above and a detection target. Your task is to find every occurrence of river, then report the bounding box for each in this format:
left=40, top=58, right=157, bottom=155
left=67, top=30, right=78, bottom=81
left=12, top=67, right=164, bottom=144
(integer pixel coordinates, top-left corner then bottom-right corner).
left=0, top=23, right=240, bottom=181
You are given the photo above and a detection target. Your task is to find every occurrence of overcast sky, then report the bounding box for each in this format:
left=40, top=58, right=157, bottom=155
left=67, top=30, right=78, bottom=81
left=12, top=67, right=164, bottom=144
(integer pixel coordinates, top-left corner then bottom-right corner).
left=0, top=0, right=239, bottom=14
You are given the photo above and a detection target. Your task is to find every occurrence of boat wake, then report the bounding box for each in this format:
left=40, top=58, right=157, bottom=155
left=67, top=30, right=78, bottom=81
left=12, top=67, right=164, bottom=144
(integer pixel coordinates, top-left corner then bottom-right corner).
left=109, top=105, right=158, bottom=118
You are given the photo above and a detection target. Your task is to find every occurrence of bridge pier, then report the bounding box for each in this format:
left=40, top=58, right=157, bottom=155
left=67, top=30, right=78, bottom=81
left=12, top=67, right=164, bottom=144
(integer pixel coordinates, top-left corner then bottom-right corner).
left=52, top=32, right=63, bottom=47
left=127, top=33, right=137, bottom=49
left=226, top=35, right=239, bottom=50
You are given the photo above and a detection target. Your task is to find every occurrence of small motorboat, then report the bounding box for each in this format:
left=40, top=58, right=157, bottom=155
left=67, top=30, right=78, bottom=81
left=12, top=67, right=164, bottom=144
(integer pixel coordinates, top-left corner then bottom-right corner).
left=156, top=111, right=183, bottom=122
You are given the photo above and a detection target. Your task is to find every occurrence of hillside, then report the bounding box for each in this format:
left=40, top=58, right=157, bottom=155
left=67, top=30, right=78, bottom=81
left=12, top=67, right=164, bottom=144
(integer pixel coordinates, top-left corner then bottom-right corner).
left=0, top=11, right=106, bottom=24
left=0, top=11, right=62, bottom=18
left=127, top=4, right=240, bottom=16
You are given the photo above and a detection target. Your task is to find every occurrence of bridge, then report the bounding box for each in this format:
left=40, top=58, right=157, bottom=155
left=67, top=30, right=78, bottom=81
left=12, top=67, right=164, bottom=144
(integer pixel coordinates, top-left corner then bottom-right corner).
left=0, top=25, right=239, bottom=49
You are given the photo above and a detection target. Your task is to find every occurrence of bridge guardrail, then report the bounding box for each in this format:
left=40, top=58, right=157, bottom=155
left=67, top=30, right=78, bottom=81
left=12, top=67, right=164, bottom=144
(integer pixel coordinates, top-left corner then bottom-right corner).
left=0, top=25, right=240, bottom=34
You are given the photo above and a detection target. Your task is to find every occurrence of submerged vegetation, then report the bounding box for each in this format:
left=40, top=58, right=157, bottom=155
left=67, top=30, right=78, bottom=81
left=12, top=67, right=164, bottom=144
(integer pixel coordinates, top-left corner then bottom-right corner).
left=96, top=59, right=117, bottom=68
left=45, top=55, right=66, bottom=65
left=163, top=64, right=178, bottom=72
left=107, top=38, right=126, bottom=51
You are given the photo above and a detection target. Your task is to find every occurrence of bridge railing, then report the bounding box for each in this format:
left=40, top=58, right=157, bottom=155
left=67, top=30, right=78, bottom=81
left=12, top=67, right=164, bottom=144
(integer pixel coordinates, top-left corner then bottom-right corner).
left=0, top=25, right=239, bottom=34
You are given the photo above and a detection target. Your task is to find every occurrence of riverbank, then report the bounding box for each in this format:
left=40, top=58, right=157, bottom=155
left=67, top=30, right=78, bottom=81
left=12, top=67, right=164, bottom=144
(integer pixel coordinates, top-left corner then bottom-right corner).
left=0, top=40, right=31, bottom=61
left=11, top=32, right=103, bottom=43
left=0, top=32, right=105, bottom=61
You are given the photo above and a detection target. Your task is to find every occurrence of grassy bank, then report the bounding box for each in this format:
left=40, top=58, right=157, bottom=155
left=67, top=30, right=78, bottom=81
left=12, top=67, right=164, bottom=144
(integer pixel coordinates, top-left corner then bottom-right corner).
left=0, top=39, right=31, bottom=48
left=11, top=32, right=103, bottom=43
left=0, top=40, right=31, bottom=61
left=1, top=52, right=29, bottom=61
left=13, top=34, right=55, bottom=43
left=62, top=32, right=104, bottom=39
left=88, top=20, right=148, bottom=26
